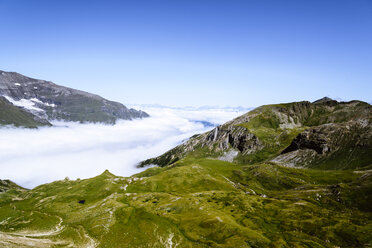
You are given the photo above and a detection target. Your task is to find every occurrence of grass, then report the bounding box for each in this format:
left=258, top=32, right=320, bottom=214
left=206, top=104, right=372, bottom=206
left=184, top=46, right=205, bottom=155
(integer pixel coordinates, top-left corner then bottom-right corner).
left=0, top=158, right=371, bottom=247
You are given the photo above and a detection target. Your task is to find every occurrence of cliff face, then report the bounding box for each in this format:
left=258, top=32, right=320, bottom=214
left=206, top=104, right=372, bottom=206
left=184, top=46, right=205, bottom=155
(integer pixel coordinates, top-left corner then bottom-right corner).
left=0, top=70, right=149, bottom=124
left=140, top=98, right=372, bottom=170
left=273, top=120, right=372, bottom=169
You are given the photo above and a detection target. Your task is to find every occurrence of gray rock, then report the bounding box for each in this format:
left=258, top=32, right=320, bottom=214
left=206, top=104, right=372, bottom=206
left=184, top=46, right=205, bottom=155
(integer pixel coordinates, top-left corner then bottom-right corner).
left=0, top=70, right=149, bottom=124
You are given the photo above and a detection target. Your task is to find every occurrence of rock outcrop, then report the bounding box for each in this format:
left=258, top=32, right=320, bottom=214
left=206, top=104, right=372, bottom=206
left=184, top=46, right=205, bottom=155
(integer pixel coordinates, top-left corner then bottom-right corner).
left=0, top=179, right=25, bottom=193
left=274, top=120, right=372, bottom=169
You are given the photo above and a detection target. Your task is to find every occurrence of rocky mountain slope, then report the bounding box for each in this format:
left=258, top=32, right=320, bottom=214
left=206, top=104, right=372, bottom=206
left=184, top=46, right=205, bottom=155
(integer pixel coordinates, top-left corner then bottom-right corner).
left=0, top=96, right=51, bottom=128
left=0, top=70, right=149, bottom=125
left=0, top=180, right=25, bottom=194
left=140, top=98, right=372, bottom=170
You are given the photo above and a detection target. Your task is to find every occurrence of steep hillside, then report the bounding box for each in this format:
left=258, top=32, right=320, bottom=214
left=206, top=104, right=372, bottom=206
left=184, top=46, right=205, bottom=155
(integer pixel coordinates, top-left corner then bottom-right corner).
left=0, top=160, right=371, bottom=247
left=140, top=98, right=372, bottom=170
left=0, top=70, right=149, bottom=124
left=0, top=96, right=51, bottom=128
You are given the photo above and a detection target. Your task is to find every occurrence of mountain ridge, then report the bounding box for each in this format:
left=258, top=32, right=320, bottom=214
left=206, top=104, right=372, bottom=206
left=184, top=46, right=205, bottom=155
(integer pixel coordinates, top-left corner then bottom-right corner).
left=0, top=70, right=149, bottom=126
left=139, top=98, right=372, bottom=170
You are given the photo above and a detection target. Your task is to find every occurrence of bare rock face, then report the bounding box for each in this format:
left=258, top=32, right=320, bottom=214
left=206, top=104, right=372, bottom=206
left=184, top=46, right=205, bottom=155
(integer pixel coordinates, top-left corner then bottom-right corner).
left=274, top=121, right=372, bottom=169
left=0, top=70, right=149, bottom=124
left=281, top=128, right=330, bottom=155
left=203, top=125, right=263, bottom=154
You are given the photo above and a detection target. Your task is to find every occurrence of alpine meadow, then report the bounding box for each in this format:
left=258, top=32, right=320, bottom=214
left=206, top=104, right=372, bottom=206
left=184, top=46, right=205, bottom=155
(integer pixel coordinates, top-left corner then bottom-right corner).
left=0, top=1, right=371, bottom=248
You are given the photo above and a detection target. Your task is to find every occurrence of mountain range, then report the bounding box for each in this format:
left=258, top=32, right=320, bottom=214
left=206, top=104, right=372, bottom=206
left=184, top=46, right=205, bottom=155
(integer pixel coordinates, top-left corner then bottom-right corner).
left=0, top=97, right=371, bottom=247
left=0, top=70, right=148, bottom=127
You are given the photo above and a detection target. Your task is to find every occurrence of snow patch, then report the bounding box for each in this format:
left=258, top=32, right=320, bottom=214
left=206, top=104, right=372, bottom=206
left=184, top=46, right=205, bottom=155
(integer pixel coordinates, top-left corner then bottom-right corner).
left=14, top=83, right=21, bottom=86
left=30, top=98, right=56, bottom=107
left=3, top=96, right=44, bottom=112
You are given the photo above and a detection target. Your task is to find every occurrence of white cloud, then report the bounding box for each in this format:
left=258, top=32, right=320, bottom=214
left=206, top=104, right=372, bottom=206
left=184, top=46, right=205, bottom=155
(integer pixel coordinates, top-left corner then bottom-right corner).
left=0, top=107, right=247, bottom=189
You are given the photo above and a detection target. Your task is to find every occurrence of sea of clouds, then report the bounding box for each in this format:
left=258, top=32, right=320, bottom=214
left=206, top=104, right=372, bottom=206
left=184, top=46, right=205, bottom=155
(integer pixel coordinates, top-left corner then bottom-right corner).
left=0, top=106, right=250, bottom=188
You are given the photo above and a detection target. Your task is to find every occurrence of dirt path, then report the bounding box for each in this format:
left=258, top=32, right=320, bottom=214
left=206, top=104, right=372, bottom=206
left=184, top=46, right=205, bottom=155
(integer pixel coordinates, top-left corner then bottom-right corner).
left=0, top=232, right=70, bottom=247
left=4, top=216, right=64, bottom=238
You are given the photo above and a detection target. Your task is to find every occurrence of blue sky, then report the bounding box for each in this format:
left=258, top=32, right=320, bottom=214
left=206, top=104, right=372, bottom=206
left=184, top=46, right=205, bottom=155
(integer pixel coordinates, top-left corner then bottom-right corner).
left=0, top=0, right=371, bottom=107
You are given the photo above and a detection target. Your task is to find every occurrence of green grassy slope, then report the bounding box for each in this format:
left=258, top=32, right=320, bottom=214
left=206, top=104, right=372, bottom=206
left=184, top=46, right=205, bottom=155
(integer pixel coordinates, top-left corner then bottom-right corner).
left=140, top=99, right=372, bottom=170
left=0, top=96, right=51, bottom=128
left=1, top=158, right=371, bottom=247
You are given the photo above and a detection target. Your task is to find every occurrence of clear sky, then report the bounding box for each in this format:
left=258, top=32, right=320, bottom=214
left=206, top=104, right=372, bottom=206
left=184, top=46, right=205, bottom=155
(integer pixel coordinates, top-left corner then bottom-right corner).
left=0, top=0, right=371, bottom=107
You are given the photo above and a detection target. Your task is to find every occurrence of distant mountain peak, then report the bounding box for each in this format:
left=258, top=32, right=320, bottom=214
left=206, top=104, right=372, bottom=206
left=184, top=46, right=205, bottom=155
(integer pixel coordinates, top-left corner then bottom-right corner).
left=312, top=96, right=336, bottom=104
left=100, top=169, right=116, bottom=178
left=0, top=70, right=149, bottom=126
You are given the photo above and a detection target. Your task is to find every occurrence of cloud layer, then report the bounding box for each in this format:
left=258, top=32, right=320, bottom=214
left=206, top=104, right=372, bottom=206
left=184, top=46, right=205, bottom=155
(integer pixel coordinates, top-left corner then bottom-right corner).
left=0, top=107, right=248, bottom=188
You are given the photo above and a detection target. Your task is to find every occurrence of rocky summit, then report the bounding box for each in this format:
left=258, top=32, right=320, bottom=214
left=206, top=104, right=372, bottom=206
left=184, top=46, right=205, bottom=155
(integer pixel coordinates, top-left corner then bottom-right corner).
left=0, top=70, right=149, bottom=125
